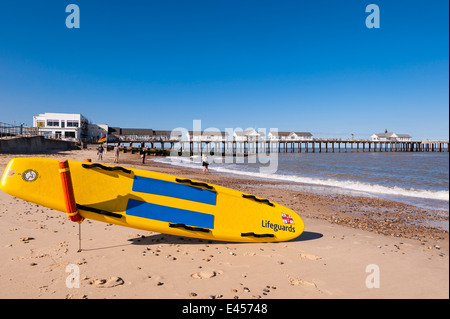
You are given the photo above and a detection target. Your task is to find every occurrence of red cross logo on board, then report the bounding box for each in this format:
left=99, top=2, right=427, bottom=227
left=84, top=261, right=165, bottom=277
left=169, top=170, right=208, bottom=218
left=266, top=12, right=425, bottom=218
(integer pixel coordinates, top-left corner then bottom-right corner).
left=281, top=213, right=294, bottom=225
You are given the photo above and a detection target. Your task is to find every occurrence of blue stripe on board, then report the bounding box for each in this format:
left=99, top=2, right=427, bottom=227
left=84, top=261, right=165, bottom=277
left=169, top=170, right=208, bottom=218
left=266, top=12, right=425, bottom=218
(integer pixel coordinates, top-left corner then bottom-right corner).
left=126, top=199, right=215, bottom=229
left=132, top=176, right=217, bottom=205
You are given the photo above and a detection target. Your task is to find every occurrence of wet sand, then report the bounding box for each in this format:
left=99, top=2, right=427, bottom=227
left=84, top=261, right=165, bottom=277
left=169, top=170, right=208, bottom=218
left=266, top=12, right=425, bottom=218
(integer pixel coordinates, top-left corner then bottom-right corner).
left=0, top=148, right=448, bottom=299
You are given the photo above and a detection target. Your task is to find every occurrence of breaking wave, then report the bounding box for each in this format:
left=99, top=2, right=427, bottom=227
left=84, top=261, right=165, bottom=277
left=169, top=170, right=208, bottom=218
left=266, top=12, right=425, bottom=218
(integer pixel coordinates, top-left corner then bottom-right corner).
left=151, top=157, right=449, bottom=202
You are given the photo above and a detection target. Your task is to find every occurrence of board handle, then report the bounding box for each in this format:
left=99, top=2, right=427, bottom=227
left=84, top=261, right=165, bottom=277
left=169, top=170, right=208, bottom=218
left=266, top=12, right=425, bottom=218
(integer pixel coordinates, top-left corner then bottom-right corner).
left=76, top=204, right=122, bottom=219
left=169, top=223, right=211, bottom=233
left=81, top=163, right=133, bottom=174
left=59, top=160, right=84, bottom=223
left=175, top=178, right=214, bottom=190
left=241, top=194, right=274, bottom=207
left=241, top=232, right=275, bottom=238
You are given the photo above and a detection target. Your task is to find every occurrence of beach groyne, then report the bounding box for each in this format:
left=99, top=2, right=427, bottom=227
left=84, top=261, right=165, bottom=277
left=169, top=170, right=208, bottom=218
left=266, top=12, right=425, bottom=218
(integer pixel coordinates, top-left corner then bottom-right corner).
left=0, top=136, right=79, bottom=154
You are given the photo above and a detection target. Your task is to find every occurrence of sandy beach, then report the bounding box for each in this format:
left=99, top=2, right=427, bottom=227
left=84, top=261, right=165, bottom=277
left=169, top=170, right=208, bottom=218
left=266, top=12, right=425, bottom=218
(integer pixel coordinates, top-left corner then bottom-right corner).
left=0, top=148, right=448, bottom=299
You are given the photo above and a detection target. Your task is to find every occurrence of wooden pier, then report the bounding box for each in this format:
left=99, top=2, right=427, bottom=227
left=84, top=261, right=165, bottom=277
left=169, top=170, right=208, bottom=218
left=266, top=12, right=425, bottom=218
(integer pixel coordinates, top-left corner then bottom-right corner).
left=109, top=138, right=449, bottom=155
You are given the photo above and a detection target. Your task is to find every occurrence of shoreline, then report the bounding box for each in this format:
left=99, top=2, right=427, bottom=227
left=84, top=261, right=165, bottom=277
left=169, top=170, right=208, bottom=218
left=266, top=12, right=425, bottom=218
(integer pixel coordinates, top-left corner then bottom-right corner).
left=0, top=149, right=448, bottom=299
left=150, top=155, right=450, bottom=209
left=141, top=157, right=449, bottom=241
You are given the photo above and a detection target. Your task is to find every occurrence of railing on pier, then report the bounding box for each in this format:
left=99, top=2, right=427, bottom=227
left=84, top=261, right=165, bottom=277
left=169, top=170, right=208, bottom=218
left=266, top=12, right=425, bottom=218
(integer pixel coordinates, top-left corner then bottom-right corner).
left=110, top=136, right=449, bottom=154
left=0, top=122, right=40, bottom=139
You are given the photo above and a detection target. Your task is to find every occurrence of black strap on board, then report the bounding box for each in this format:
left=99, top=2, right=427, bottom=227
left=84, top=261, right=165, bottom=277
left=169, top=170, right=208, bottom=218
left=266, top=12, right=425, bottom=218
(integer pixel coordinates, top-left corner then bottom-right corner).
left=241, top=194, right=274, bottom=207
left=81, top=163, right=133, bottom=175
left=169, top=223, right=211, bottom=233
left=76, top=204, right=123, bottom=219
left=241, top=232, right=275, bottom=238
left=175, top=178, right=214, bottom=190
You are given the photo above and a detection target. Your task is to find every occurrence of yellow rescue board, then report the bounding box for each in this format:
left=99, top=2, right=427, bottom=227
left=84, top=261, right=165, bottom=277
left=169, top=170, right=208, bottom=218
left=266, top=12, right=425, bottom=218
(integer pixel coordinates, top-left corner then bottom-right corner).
left=0, top=158, right=305, bottom=242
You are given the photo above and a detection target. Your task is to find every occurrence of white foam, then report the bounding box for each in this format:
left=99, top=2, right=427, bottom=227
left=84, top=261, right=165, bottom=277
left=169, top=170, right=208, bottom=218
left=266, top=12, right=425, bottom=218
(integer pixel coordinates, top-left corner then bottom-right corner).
left=152, top=157, right=449, bottom=202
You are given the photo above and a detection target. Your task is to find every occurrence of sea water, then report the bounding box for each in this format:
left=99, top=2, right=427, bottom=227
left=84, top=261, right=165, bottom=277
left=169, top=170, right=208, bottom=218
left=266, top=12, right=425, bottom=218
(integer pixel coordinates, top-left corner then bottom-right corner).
left=152, top=152, right=449, bottom=212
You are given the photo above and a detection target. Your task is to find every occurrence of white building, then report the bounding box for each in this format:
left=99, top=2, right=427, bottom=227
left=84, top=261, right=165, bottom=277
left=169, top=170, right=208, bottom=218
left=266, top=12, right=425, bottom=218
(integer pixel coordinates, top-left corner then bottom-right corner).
left=287, top=132, right=313, bottom=140
left=269, top=131, right=287, bottom=140
left=87, top=124, right=109, bottom=142
left=188, top=131, right=229, bottom=142
left=268, top=131, right=313, bottom=140
left=233, top=129, right=265, bottom=142
left=371, top=132, right=412, bottom=142
left=33, top=113, right=88, bottom=140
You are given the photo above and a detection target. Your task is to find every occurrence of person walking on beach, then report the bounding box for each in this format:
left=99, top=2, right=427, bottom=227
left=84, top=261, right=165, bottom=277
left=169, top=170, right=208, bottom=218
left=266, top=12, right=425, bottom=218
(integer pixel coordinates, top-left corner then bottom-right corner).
left=202, top=153, right=209, bottom=173
left=97, top=145, right=104, bottom=161
left=114, top=144, right=120, bottom=163
left=141, top=147, right=147, bottom=164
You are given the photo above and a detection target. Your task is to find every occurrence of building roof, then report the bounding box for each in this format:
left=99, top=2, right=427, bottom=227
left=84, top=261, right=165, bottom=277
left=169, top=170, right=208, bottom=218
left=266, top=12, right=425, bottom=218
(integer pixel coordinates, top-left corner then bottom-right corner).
left=243, top=129, right=258, bottom=135
left=269, top=131, right=312, bottom=137
left=119, top=128, right=154, bottom=136
left=373, top=132, right=411, bottom=138
left=152, top=130, right=169, bottom=136
left=189, top=131, right=229, bottom=136
left=153, top=130, right=183, bottom=137
left=292, top=132, right=313, bottom=136
left=269, top=131, right=290, bottom=136
left=374, top=132, right=393, bottom=137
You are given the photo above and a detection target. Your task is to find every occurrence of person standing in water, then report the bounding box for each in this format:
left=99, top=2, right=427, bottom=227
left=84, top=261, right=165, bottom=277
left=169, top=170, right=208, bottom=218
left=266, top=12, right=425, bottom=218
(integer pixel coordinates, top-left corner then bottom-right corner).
left=202, top=153, right=209, bottom=173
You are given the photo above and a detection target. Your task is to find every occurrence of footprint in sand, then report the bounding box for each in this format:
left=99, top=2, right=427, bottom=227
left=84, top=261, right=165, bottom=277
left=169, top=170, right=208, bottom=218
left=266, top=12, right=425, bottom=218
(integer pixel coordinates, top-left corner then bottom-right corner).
left=288, top=277, right=332, bottom=295
left=90, top=276, right=124, bottom=288
left=289, top=277, right=317, bottom=288
left=298, top=253, right=322, bottom=260
left=190, top=270, right=223, bottom=279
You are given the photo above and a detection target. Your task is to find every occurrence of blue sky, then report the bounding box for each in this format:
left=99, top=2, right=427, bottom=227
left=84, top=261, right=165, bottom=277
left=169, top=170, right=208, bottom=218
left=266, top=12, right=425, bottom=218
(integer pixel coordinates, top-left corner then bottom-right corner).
left=0, top=0, right=448, bottom=139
